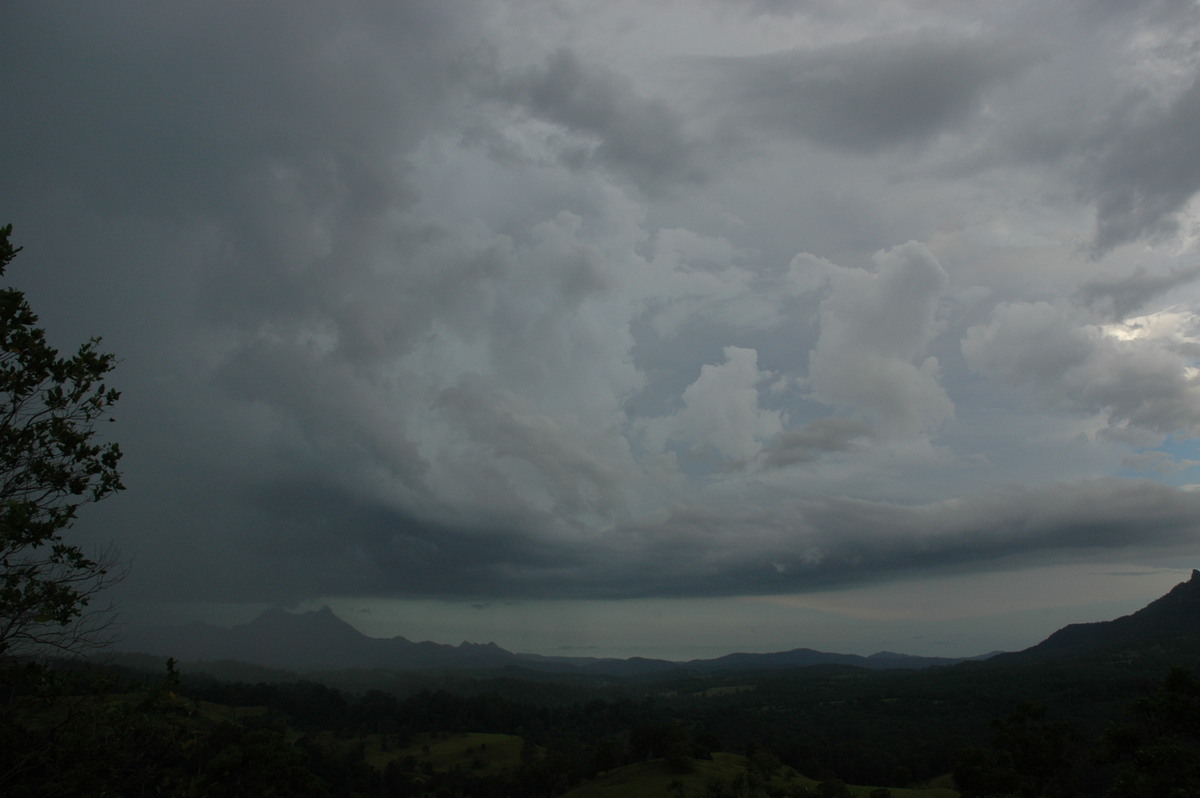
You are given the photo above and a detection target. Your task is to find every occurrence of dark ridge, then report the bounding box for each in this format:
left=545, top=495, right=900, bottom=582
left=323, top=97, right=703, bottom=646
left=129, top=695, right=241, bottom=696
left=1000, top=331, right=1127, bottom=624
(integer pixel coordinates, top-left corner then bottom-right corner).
left=993, top=569, right=1200, bottom=664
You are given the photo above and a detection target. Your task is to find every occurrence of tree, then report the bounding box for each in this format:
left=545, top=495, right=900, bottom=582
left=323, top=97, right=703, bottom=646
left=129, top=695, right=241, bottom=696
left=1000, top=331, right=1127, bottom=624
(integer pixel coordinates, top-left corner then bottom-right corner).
left=953, top=701, right=1079, bottom=798
left=0, top=224, right=123, bottom=661
left=817, top=778, right=851, bottom=798
left=1104, top=666, right=1200, bottom=797
left=989, top=701, right=1077, bottom=798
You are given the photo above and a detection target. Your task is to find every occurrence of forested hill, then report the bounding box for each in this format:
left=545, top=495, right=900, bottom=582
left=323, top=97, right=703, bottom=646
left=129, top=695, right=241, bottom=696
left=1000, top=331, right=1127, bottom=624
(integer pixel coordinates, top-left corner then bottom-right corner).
left=991, top=568, right=1200, bottom=664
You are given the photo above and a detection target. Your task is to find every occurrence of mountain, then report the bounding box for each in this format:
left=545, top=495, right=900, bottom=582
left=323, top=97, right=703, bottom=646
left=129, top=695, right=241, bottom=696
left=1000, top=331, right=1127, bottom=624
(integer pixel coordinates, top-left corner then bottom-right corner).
left=118, top=606, right=521, bottom=672
left=122, top=570, right=1200, bottom=675
left=691, top=648, right=972, bottom=672
left=576, top=572, right=1200, bottom=675
left=545, top=648, right=975, bottom=677
left=993, top=568, right=1200, bottom=665
left=117, top=607, right=980, bottom=674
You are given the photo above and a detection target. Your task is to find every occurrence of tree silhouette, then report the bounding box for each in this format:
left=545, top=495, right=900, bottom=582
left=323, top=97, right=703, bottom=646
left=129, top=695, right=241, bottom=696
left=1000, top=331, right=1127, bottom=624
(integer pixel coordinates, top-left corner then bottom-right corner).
left=0, top=224, right=123, bottom=661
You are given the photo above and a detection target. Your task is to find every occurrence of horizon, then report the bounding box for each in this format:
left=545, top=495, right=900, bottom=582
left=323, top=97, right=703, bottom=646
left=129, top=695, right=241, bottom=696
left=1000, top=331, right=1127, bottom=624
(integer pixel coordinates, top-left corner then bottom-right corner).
left=120, top=564, right=1192, bottom=661
left=7, top=2, right=1200, bottom=662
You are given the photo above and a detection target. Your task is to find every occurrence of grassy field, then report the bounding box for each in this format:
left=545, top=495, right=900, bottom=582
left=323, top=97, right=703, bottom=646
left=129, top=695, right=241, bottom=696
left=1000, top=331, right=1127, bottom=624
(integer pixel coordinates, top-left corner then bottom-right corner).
left=366, top=731, right=525, bottom=775
left=700, top=685, right=755, bottom=697
left=560, top=752, right=960, bottom=798
left=193, top=700, right=268, bottom=722
left=26, top=686, right=962, bottom=796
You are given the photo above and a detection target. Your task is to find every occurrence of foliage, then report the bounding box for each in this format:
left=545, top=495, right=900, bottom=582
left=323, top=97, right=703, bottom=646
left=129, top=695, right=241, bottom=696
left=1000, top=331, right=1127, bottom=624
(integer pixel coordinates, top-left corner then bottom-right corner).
left=0, top=224, right=123, bottom=661
left=0, top=660, right=366, bottom=796
left=1103, top=666, right=1200, bottom=797
left=558, top=751, right=812, bottom=798
left=817, top=778, right=852, bottom=797
left=167, top=649, right=1198, bottom=797
left=952, top=702, right=1080, bottom=798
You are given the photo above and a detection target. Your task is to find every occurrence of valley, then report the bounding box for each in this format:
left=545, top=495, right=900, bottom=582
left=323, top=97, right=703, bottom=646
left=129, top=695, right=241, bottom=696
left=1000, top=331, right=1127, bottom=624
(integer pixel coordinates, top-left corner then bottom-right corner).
left=7, top=571, right=1200, bottom=795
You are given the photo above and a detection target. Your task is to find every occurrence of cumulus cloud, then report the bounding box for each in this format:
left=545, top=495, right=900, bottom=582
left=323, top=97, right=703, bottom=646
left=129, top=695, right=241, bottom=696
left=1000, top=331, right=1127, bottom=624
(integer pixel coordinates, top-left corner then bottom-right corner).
left=638, top=346, right=783, bottom=465
left=961, top=302, right=1095, bottom=386
left=963, top=301, right=1200, bottom=438
left=805, top=242, right=953, bottom=436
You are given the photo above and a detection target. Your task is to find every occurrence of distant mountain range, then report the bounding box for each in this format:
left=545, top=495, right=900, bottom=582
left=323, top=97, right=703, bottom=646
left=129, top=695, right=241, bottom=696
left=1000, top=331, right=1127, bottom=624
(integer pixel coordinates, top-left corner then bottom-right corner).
left=117, top=607, right=982, bottom=675
left=518, top=647, right=986, bottom=676
left=118, top=607, right=516, bottom=673
left=117, top=569, right=1200, bottom=676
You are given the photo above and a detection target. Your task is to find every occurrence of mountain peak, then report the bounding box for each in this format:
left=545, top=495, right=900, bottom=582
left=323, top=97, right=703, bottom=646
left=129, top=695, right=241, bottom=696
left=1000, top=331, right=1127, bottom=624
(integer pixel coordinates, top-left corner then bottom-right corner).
left=244, top=605, right=364, bottom=636
left=118, top=607, right=523, bottom=672
left=1008, top=569, right=1200, bottom=662
left=251, top=605, right=343, bottom=624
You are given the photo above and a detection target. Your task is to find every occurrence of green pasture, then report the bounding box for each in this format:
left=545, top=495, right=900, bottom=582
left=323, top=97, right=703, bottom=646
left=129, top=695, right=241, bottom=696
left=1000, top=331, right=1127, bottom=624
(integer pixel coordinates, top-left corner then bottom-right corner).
left=370, top=731, right=525, bottom=775
left=193, top=700, right=268, bottom=722
left=560, top=752, right=959, bottom=798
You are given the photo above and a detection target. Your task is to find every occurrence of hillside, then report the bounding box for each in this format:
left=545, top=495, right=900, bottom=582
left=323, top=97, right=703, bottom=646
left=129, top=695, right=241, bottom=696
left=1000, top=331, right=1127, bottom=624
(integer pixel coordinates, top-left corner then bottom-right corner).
left=559, top=752, right=959, bottom=798
left=993, top=568, right=1200, bottom=665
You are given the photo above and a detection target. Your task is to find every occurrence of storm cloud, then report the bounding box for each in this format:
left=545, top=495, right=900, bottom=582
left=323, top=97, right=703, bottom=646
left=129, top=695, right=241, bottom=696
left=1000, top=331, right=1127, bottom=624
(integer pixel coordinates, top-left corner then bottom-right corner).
left=4, top=0, right=1200, bottom=654
left=704, top=29, right=1027, bottom=153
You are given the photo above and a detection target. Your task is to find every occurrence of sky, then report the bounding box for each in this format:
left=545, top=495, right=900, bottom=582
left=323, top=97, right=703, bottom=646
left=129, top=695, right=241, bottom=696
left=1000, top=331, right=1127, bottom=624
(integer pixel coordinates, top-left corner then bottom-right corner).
left=4, top=0, right=1200, bottom=660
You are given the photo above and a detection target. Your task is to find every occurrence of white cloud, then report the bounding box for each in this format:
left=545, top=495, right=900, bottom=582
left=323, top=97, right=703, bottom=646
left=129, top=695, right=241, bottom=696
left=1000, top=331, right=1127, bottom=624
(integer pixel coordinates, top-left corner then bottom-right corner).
left=639, top=346, right=783, bottom=465
left=805, top=242, right=954, bottom=436
left=964, top=301, right=1200, bottom=438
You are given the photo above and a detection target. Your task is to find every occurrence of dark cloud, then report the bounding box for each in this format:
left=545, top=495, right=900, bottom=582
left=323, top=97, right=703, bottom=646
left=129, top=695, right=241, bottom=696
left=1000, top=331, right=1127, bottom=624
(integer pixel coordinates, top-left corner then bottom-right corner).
left=437, top=374, right=624, bottom=522
left=763, top=417, right=872, bottom=468
left=705, top=30, right=1028, bottom=152
left=1077, top=264, right=1200, bottom=320
left=3, top=0, right=1200, bottom=638
left=495, top=48, right=705, bottom=193
left=1085, top=73, right=1200, bottom=255
left=4, top=1, right=459, bottom=215
left=215, top=333, right=431, bottom=493
left=639, top=479, right=1200, bottom=598
left=105, top=459, right=1200, bottom=604
left=449, top=478, right=1200, bottom=600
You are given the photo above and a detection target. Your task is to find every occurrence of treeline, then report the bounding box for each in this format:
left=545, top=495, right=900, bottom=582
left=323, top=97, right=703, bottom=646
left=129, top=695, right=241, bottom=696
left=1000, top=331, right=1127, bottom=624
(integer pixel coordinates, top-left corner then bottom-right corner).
left=0, top=661, right=374, bottom=796
left=185, top=675, right=704, bottom=793
left=1, top=659, right=703, bottom=797
left=178, top=663, right=996, bottom=787
left=3, top=654, right=1198, bottom=796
